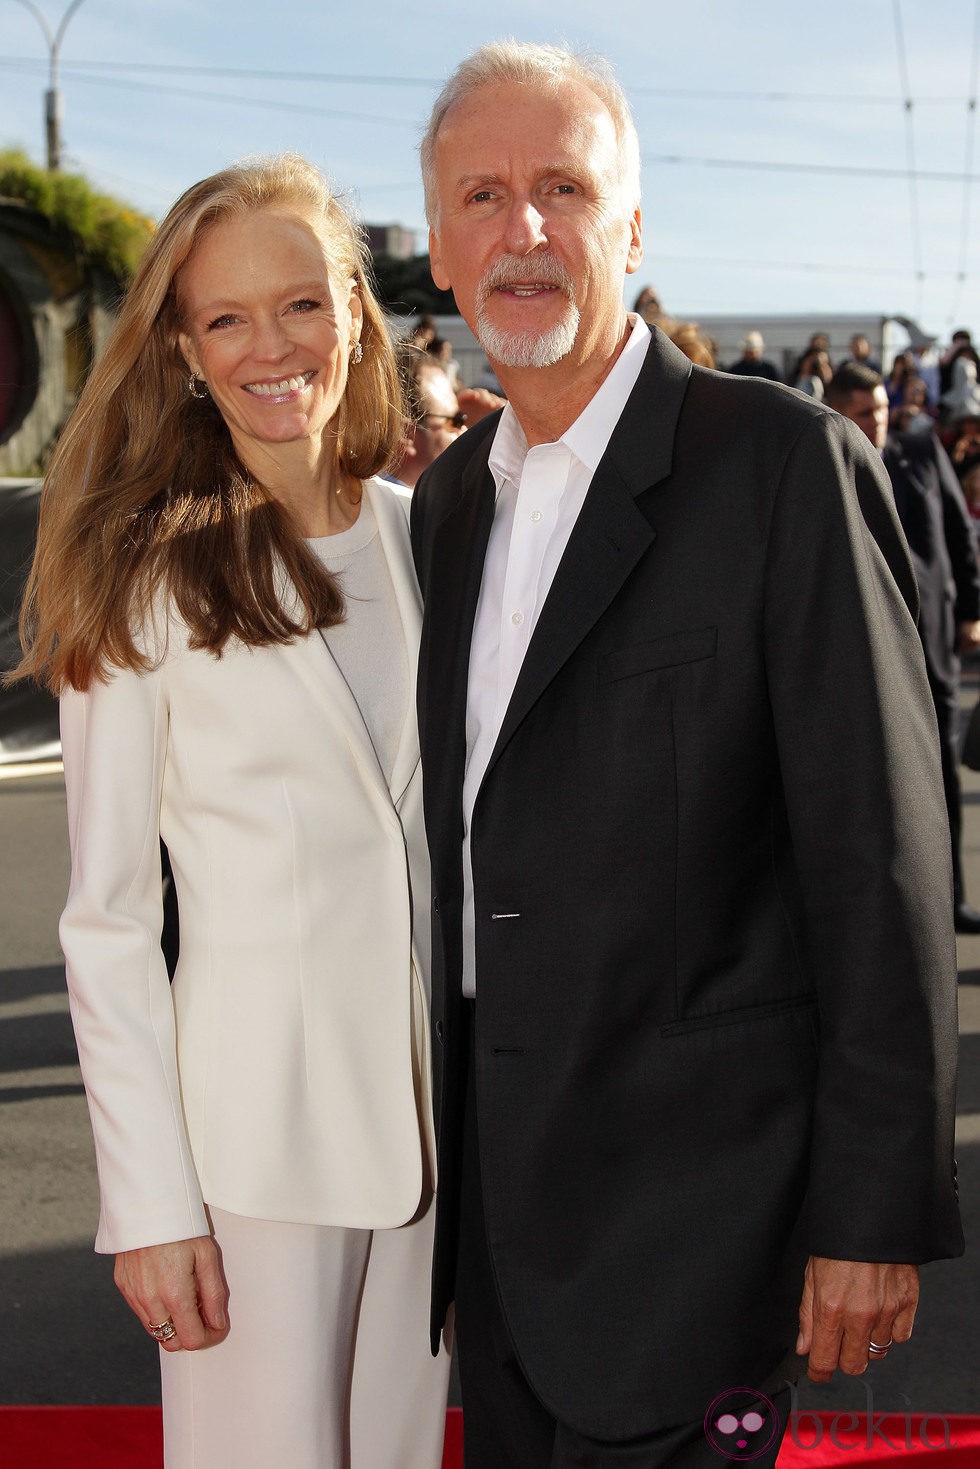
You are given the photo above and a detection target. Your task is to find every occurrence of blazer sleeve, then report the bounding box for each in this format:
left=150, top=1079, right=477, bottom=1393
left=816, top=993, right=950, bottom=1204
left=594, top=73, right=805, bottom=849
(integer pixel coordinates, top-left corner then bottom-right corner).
left=60, top=659, right=209, bottom=1254
left=764, top=411, right=962, bottom=1262
left=935, top=438, right=980, bottom=624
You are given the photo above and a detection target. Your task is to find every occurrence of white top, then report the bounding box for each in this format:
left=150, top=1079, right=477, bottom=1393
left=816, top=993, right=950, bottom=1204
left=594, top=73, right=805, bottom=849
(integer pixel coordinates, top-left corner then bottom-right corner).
left=310, top=492, right=410, bottom=787
left=461, top=316, right=651, bottom=995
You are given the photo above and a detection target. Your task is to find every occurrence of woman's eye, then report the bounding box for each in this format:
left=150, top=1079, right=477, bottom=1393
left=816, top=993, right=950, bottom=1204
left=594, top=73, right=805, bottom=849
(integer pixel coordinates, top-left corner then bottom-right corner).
left=206, top=313, right=238, bottom=330
left=289, top=298, right=321, bottom=313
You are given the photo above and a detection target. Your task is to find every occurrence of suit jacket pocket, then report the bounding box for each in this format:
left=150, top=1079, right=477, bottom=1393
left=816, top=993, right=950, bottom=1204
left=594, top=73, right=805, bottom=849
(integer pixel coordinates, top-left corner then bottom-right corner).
left=660, top=992, right=817, bottom=1037
left=599, top=626, right=717, bottom=684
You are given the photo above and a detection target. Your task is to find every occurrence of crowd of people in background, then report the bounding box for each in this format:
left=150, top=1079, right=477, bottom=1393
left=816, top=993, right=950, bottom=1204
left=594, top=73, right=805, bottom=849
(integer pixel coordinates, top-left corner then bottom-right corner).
left=400, top=292, right=980, bottom=933
left=403, top=294, right=980, bottom=527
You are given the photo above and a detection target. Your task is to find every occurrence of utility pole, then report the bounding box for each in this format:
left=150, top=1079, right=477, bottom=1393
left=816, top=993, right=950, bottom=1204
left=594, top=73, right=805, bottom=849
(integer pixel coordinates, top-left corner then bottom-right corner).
left=9, top=0, right=87, bottom=170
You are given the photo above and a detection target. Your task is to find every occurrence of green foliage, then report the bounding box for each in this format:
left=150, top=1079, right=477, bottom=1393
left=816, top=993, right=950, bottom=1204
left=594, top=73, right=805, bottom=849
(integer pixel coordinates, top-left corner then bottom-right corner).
left=369, top=252, right=458, bottom=316
left=0, top=148, right=154, bottom=279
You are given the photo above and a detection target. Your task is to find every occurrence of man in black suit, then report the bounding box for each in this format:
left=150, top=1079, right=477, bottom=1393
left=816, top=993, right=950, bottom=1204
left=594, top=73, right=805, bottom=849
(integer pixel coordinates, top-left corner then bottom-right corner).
left=827, top=361, right=980, bottom=933
left=726, top=329, right=782, bottom=381
left=412, top=41, right=962, bottom=1468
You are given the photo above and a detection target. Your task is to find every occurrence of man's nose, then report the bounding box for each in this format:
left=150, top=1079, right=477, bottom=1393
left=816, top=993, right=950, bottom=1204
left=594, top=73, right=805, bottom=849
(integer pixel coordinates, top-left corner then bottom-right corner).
left=503, top=199, right=548, bottom=255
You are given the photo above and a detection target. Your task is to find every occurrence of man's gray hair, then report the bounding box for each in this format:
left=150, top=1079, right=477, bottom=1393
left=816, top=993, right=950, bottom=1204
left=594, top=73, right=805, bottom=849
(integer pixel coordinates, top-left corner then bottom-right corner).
left=420, top=39, right=642, bottom=227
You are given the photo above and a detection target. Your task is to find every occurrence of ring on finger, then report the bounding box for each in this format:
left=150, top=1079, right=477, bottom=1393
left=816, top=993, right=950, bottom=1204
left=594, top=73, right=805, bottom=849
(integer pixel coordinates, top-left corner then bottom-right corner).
left=147, top=1317, right=177, bottom=1343
left=868, top=1338, right=893, bottom=1357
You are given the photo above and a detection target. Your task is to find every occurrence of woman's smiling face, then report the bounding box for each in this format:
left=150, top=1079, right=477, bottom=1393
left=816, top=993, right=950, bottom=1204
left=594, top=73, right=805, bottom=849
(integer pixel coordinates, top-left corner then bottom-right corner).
left=177, top=207, right=362, bottom=465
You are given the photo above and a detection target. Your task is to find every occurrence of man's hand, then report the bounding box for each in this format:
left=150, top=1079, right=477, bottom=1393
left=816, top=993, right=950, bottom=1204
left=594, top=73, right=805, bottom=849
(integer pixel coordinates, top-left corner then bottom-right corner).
left=957, top=620, right=980, bottom=655
left=456, top=387, right=505, bottom=426
left=796, top=1256, right=918, bottom=1382
left=115, top=1235, right=229, bottom=1352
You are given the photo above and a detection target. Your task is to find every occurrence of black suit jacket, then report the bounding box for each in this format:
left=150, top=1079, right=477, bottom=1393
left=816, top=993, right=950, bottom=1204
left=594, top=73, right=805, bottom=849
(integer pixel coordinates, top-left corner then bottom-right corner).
left=411, top=326, right=963, bottom=1441
left=883, top=431, right=980, bottom=692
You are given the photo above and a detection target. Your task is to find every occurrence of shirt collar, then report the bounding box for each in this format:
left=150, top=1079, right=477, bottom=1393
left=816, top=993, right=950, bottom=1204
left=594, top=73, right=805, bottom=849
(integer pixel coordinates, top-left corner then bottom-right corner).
left=488, top=315, right=651, bottom=496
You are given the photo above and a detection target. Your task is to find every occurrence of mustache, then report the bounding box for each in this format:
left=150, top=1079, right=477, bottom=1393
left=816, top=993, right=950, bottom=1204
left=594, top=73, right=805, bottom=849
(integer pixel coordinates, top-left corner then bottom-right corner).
left=477, top=253, right=575, bottom=305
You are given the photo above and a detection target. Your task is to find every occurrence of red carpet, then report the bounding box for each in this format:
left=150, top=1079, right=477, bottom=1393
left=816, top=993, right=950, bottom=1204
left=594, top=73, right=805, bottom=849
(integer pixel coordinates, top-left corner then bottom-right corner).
left=1, top=1406, right=978, bottom=1466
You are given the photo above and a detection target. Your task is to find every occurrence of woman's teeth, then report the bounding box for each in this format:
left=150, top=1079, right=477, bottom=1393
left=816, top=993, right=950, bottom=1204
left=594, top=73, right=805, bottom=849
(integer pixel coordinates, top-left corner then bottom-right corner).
left=245, top=373, right=313, bottom=396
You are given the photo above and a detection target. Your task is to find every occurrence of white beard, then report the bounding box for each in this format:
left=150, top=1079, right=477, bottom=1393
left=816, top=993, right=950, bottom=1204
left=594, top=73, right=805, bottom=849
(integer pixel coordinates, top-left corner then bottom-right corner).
left=475, top=299, right=580, bottom=369
left=474, top=253, right=580, bottom=368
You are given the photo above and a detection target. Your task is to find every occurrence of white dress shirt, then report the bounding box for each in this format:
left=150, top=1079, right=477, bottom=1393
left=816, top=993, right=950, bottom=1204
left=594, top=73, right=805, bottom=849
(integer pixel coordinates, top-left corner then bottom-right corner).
left=461, top=316, right=651, bottom=995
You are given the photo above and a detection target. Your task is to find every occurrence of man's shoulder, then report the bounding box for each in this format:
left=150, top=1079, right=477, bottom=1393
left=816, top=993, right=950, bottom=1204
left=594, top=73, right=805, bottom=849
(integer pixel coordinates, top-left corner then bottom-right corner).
left=683, top=361, right=835, bottom=435
left=884, top=431, right=942, bottom=472
left=415, top=408, right=501, bottom=506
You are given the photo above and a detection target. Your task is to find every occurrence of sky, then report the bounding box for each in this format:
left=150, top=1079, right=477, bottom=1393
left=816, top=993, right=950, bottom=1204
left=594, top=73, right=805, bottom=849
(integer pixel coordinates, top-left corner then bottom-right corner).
left=1, top=0, right=978, bottom=343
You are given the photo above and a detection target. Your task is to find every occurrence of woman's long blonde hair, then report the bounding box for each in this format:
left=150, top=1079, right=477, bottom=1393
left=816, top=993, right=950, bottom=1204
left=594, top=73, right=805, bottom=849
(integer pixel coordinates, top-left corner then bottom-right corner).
left=13, top=154, right=401, bottom=693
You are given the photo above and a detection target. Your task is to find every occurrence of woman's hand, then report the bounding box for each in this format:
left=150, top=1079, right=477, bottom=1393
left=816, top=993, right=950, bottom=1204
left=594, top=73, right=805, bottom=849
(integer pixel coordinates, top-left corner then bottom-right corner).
left=114, top=1236, right=229, bottom=1351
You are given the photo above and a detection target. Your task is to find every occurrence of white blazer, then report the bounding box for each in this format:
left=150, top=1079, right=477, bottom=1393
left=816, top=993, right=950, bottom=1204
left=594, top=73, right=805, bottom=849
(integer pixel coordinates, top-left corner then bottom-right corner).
left=60, top=478, right=434, bottom=1254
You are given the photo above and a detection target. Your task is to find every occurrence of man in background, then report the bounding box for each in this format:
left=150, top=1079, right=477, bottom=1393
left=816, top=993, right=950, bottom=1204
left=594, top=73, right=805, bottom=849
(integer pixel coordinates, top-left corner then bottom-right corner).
left=390, top=346, right=467, bottom=490
left=828, top=360, right=980, bottom=933
left=725, top=328, right=781, bottom=379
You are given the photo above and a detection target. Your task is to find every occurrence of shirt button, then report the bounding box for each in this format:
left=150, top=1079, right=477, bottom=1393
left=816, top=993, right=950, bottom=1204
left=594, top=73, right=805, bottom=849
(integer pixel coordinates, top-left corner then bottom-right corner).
left=511, top=611, right=524, bottom=627
left=530, top=509, right=543, bottom=523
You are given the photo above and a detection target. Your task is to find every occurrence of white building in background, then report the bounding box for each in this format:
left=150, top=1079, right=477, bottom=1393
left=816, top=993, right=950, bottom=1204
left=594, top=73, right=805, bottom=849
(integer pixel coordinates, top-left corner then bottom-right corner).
left=688, top=313, right=934, bottom=377
left=389, top=309, right=937, bottom=392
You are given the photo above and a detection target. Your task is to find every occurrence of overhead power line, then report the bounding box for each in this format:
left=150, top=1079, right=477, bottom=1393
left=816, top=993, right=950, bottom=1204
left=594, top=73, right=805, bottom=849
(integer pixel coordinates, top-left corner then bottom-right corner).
left=951, top=0, right=980, bottom=322
left=2, top=60, right=977, bottom=186
left=0, top=56, right=445, bottom=86
left=1, top=55, right=978, bottom=106
left=642, top=152, right=980, bottom=183
left=0, top=63, right=415, bottom=126
left=892, top=0, right=925, bottom=316
left=651, top=252, right=965, bottom=280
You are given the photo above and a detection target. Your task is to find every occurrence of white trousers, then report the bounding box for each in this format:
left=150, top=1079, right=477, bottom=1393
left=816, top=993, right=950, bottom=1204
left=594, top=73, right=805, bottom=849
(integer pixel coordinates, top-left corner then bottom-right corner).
left=160, top=1201, right=450, bottom=1469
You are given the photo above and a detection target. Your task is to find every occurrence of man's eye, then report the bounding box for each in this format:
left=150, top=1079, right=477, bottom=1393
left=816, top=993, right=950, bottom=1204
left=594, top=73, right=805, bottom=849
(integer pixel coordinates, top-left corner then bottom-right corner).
left=553, top=183, right=578, bottom=195
left=469, top=190, right=495, bottom=204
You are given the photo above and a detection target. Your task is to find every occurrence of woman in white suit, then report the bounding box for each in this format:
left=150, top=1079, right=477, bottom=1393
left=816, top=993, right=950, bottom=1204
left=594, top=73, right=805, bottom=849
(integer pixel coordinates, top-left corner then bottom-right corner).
left=13, top=156, right=450, bottom=1467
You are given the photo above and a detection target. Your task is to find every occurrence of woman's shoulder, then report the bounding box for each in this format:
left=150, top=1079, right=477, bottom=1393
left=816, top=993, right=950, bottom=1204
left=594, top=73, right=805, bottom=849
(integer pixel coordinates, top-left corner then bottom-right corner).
left=126, top=589, right=193, bottom=669
left=364, top=474, right=411, bottom=516
left=362, top=475, right=412, bottom=540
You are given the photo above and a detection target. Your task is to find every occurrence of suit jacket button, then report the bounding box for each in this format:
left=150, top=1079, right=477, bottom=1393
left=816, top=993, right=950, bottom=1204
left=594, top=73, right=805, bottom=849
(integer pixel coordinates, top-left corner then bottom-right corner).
left=433, top=896, right=440, bottom=913
left=435, top=1020, right=444, bottom=1043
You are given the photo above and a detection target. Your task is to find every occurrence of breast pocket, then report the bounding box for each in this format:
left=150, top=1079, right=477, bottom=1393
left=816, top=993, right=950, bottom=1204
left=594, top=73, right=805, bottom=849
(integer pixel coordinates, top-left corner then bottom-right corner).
left=598, top=626, right=718, bottom=685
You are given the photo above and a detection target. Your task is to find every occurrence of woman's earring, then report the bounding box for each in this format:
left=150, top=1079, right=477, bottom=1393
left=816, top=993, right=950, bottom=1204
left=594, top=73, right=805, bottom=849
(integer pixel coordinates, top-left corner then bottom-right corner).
left=188, top=374, right=210, bottom=400
left=349, top=341, right=363, bottom=367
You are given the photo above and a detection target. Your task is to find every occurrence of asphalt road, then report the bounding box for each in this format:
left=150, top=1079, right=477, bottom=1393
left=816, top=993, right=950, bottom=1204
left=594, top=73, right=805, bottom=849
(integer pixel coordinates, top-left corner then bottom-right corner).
left=2, top=755, right=978, bottom=1418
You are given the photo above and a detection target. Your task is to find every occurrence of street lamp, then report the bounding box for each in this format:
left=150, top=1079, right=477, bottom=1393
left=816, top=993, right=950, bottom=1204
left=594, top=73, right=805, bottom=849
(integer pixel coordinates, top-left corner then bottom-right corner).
left=9, top=0, right=87, bottom=170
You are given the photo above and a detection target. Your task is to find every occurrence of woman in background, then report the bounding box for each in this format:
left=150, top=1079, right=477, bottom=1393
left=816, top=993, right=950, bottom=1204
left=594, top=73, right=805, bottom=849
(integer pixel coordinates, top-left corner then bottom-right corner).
left=13, top=155, right=449, bottom=1468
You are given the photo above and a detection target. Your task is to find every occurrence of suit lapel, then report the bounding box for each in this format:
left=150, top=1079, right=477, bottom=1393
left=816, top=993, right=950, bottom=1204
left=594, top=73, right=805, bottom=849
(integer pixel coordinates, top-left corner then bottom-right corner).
left=279, top=614, right=395, bottom=810
left=486, top=469, right=655, bottom=777
left=418, top=444, right=496, bottom=862
left=276, top=487, right=414, bottom=822
left=366, top=478, right=423, bottom=806
left=484, top=325, right=692, bottom=782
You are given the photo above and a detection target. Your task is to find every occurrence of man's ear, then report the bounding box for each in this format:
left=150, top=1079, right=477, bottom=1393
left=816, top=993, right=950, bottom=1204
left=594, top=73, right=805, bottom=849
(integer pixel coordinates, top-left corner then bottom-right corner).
left=625, top=207, right=643, bottom=276
left=178, top=332, right=202, bottom=379
left=429, top=227, right=451, bottom=292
